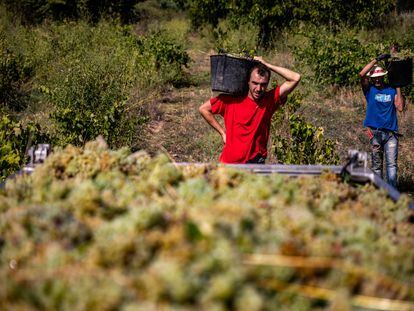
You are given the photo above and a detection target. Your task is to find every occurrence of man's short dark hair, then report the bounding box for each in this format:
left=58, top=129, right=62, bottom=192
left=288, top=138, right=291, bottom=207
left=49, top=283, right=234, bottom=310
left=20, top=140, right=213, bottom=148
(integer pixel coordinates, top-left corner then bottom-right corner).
left=249, top=62, right=271, bottom=80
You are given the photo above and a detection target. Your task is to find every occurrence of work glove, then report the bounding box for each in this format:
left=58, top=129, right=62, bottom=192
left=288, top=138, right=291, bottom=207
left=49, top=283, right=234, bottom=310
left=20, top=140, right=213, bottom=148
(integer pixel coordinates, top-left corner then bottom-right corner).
left=375, top=54, right=391, bottom=61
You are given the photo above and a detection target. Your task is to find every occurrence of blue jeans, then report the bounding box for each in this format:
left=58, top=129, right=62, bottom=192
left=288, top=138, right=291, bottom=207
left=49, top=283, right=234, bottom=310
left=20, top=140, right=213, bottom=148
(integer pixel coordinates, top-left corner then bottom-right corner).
left=370, top=129, right=398, bottom=187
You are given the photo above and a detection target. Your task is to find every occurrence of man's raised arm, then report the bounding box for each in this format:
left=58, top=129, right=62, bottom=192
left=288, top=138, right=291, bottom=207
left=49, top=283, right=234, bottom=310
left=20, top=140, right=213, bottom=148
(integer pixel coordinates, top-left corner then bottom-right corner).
left=359, top=54, right=391, bottom=93
left=254, top=56, right=301, bottom=98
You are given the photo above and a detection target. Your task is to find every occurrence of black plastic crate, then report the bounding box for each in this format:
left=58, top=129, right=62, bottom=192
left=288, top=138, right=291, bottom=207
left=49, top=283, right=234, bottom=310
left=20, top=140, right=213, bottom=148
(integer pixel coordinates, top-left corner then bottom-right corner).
left=210, top=54, right=257, bottom=95
left=387, top=58, right=413, bottom=87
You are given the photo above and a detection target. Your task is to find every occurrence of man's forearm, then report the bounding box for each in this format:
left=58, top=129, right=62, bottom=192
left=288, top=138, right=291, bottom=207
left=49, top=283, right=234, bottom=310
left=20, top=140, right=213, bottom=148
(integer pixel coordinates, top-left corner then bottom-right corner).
left=359, top=59, right=377, bottom=77
left=254, top=56, right=300, bottom=97
left=199, top=103, right=226, bottom=142
left=257, top=57, right=300, bottom=82
left=201, top=111, right=225, bottom=136
left=395, top=87, right=404, bottom=112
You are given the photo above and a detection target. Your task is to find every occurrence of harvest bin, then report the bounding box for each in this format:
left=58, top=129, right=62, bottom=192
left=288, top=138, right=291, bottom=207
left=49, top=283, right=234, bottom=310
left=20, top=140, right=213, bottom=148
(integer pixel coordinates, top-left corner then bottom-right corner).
left=210, top=54, right=258, bottom=95
left=387, top=58, right=413, bottom=87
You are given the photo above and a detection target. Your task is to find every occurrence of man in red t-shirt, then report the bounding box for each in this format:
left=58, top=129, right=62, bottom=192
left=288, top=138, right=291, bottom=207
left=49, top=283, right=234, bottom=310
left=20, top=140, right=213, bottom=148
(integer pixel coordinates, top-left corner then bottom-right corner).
left=199, top=57, right=301, bottom=163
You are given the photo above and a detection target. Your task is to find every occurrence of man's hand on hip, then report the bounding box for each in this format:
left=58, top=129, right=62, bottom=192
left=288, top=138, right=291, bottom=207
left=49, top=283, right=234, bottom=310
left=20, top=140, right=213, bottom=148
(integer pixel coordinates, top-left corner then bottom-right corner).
left=221, top=132, right=226, bottom=145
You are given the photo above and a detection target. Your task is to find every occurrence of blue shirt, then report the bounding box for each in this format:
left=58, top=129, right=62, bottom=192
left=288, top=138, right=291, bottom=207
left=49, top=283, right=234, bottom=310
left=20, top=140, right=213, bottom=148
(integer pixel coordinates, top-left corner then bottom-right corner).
left=363, top=85, right=398, bottom=132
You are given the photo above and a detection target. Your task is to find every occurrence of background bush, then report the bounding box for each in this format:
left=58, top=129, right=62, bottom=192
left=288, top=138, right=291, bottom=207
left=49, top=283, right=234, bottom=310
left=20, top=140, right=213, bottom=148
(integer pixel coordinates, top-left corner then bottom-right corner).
left=0, top=35, right=32, bottom=111
left=136, top=30, right=190, bottom=87
left=30, top=22, right=190, bottom=146
left=0, top=10, right=191, bottom=138
left=292, top=28, right=381, bottom=86
left=271, top=94, right=340, bottom=165
left=211, top=20, right=259, bottom=54
left=0, top=0, right=143, bottom=24
left=35, top=22, right=145, bottom=146
left=186, top=0, right=399, bottom=47
left=0, top=115, right=41, bottom=180
left=0, top=3, right=193, bottom=176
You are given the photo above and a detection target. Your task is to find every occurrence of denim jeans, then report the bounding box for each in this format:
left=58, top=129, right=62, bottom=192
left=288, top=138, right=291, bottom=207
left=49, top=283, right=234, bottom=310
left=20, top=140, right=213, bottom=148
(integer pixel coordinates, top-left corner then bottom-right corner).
left=370, top=129, right=398, bottom=187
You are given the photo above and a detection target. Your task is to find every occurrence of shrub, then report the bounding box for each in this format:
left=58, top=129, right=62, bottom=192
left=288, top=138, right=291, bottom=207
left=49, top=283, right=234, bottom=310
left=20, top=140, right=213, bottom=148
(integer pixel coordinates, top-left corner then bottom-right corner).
left=187, top=0, right=228, bottom=29
left=0, top=35, right=32, bottom=111
left=78, top=0, right=141, bottom=23
left=26, top=21, right=190, bottom=147
left=136, top=30, right=190, bottom=87
left=148, top=17, right=191, bottom=48
left=1, top=0, right=80, bottom=24
left=0, top=0, right=142, bottom=24
left=212, top=20, right=259, bottom=54
left=186, top=0, right=397, bottom=47
left=292, top=28, right=381, bottom=87
left=0, top=14, right=191, bottom=148
left=33, top=22, right=136, bottom=146
left=271, top=94, right=340, bottom=165
left=0, top=115, right=40, bottom=180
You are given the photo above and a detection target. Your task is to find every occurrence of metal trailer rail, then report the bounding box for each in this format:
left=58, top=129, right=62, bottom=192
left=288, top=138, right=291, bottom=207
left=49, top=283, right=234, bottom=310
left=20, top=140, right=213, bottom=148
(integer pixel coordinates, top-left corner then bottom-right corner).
left=177, top=150, right=414, bottom=210
left=1, top=146, right=413, bottom=210
left=224, top=164, right=409, bottom=208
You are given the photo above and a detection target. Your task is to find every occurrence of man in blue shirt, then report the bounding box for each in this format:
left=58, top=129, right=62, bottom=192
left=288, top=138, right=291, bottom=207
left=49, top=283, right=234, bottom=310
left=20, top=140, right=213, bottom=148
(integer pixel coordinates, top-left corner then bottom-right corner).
left=359, top=55, right=404, bottom=187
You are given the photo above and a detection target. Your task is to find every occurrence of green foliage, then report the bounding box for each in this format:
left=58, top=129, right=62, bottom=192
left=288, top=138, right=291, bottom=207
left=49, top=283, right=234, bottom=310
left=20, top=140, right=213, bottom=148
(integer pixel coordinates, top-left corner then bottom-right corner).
left=33, top=22, right=142, bottom=146
left=189, top=0, right=396, bottom=46
left=401, top=83, right=414, bottom=104
left=272, top=94, right=340, bottom=165
left=135, top=0, right=184, bottom=21
left=0, top=115, right=39, bottom=180
left=0, top=0, right=142, bottom=24
left=0, top=35, right=32, bottom=111
left=292, top=21, right=413, bottom=100
left=187, top=0, right=397, bottom=47
left=169, top=0, right=188, bottom=10
left=0, top=20, right=188, bottom=147
left=77, top=0, right=141, bottom=23
left=212, top=20, right=259, bottom=54
left=0, top=9, right=191, bottom=149
left=293, top=28, right=381, bottom=86
left=136, top=30, right=190, bottom=87
left=149, top=18, right=191, bottom=48
left=1, top=0, right=78, bottom=24
left=188, top=0, right=228, bottom=29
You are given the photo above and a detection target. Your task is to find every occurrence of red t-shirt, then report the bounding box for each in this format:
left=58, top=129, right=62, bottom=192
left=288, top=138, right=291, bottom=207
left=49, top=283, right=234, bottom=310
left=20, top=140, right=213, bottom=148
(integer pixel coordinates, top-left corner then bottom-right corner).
left=211, top=86, right=287, bottom=163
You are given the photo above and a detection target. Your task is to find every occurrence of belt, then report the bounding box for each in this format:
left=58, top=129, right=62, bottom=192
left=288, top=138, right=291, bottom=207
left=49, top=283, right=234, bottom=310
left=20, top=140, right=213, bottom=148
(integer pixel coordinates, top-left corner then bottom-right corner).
left=369, top=127, right=395, bottom=133
left=368, top=127, right=402, bottom=137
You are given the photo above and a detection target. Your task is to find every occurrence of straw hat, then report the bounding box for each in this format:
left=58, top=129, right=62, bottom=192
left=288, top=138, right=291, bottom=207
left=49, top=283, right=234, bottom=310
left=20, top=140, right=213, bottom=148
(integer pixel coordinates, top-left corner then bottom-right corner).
left=367, top=65, right=388, bottom=78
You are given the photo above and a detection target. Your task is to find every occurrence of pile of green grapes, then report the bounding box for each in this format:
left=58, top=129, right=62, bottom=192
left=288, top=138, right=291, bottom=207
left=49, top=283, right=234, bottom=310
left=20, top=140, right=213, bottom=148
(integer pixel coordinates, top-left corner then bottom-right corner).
left=1, top=139, right=414, bottom=310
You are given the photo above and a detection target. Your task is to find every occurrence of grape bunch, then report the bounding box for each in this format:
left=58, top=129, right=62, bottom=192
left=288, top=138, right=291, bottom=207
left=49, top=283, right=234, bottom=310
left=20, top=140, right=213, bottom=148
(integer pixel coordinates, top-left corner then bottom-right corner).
left=1, top=138, right=413, bottom=310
